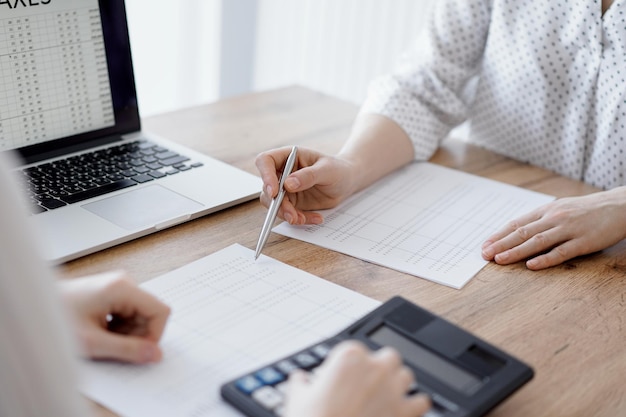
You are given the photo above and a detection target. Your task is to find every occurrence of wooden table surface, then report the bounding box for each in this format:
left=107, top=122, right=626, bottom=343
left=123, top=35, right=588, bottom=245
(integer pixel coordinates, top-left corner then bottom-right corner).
left=63, top=86, right=626, bottom=417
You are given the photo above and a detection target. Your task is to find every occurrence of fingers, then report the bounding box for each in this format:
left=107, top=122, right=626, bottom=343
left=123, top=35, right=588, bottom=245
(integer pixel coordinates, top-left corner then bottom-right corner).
left=62, top=272, right=171, bottom=363
left=328, top=342, right=418, bottom=396
left=323, top=339, right=369, bottom=367
left=483, top=226, right=559, bottom=265
left=374, top=347, right=419, bottom=399
left=403, top=394, right=432, bottom=417
left=284, top=163, right=324, bottom=194
left=284, top=369, right=310, bottom=397
left=373, top=345, right=403, bottom=370
left=353, top=343, right=431, bottom=417
left=104, top=277, right=171, bottom=343
left=491, top=237, right=583, bottom=270
left=525, top=240, right=580, bottom=270
left=327, top=341, right=410, bottom=381
left=285, top=340, right=432, bottom=417
left=480, top=199, right=598, bottom=269
left=257, top=147, right=330, bottom=225
left=481, top=209, right=545, bottom=260
left=372, top=348, right=431, bottom=417
left=82, top=328, right=163, bottom=364
left=481, top=207, right=566, bottom=267
left=255, top=147, right=294, bottom=199
left=256, top=147, right=315, bottom=225
left=256, top=146, right=355, bottom=226
left=287, top=369, right=310, bottom=386
left=258, top=186, right=314, bottom=225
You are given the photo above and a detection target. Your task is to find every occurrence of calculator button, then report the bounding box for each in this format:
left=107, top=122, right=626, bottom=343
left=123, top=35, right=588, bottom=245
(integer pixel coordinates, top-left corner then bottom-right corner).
left=294, top=352, right=320, bottom=368
left=311, top=343, right=332, bottom=359
left=235, top=375, right=263, bottom=394
left=251, top=386, right=284, bottom=410
left=255, top=366, right=285, bottom=385
left=276, top=359, right=299, bottom=375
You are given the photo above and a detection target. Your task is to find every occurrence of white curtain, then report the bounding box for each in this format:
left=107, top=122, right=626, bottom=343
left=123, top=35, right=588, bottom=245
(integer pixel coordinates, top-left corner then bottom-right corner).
left=125, top=0, right=436, bottom=116
left=253, top=0, right=435, bottom=105
left=125, top=0, right=222, bottom=117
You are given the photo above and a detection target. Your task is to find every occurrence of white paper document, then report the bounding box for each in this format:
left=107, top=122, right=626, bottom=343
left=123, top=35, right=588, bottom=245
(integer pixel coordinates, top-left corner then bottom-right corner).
left=274, top=163, right=555, bottom=289
left=78, top=244, right=378, bottom=417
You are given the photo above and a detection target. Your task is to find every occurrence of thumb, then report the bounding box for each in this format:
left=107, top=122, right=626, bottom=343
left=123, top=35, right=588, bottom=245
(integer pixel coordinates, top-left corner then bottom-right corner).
left=403, top=394, right=431, bottom=417
left=84, top=328, right=163, bottom=364
left=286, top=369, right=310, bottom=395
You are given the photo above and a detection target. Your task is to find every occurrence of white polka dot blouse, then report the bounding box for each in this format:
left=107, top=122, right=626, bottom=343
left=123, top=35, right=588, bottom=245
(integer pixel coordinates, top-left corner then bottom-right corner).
left=362, top=0, right=626, bottom=190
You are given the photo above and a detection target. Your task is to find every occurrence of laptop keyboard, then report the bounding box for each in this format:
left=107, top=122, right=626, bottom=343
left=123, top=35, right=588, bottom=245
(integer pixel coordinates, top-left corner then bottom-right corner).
left=20, top=139, right=203, bottom=214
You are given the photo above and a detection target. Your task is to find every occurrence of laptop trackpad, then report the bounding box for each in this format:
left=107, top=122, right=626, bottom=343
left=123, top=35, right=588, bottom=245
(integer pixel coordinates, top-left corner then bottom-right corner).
left=83, top=185, right=204, bottom=230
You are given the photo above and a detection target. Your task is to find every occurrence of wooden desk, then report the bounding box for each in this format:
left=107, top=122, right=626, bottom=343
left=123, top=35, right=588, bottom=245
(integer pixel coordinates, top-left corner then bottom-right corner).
left=64, top=86, right=626, bottom=417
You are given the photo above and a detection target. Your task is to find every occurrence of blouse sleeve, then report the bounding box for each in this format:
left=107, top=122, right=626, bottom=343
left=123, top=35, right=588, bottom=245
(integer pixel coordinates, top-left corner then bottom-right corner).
left=360, top=0, right=493, bottom=160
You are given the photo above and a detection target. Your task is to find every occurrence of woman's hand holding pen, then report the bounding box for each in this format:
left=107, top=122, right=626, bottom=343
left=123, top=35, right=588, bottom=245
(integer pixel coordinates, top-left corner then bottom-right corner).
left=255, top=114, right=416, bottom=226
left=255, top=146, right=357, bottom=225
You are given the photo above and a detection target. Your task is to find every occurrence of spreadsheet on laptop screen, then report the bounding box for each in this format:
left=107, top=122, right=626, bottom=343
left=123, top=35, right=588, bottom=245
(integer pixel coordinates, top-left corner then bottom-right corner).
left=0, top=0, right=115, bottom=151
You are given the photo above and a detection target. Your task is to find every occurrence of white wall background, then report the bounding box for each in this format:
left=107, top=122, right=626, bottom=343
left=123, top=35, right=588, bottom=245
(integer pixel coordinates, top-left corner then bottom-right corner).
left=125, top=0, right=435, bottom=117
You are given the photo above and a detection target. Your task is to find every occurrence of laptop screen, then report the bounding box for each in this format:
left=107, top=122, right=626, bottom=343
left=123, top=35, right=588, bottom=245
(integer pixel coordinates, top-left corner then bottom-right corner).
left=0, top=0, right=141, bottom=163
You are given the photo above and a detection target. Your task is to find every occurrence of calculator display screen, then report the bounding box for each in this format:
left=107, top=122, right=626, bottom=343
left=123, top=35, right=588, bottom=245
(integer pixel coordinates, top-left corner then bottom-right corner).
left=369, top=325, right=484, bottom=395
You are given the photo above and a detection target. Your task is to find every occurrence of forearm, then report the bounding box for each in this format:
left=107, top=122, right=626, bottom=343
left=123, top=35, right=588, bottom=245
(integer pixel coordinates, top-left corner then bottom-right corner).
left=604, top=185, right=626, bottom=241
left=338, top=112, right=415, bottom=194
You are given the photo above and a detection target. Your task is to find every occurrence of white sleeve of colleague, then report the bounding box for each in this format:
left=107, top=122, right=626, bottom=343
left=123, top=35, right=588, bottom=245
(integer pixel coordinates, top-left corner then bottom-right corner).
left=360, top=0, right=491, bottom=160
left=360, top=0, right=626, bottom=189
left=0, top=152, right=87, bottom=417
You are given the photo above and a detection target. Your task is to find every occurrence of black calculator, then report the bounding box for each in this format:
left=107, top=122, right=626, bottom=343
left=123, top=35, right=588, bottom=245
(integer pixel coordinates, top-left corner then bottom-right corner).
left=220, top=296, right=533, bottom=417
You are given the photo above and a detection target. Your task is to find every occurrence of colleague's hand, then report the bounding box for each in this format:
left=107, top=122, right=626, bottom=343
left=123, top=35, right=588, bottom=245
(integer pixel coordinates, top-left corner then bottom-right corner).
left=284, top=341, right=431, bottom=417
left=255, top=114, right=415, bottom=226
left=58, top=271, right=171, bottom=364
left=481, top=187, right=626, bottom=270
left=255, top=146, right=358, bottom=225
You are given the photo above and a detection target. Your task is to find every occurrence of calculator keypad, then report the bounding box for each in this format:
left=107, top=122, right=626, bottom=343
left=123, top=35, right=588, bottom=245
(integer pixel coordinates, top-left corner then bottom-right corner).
left=233, top=342, right=333, bottom=414
left=231, top=340, right=456, bottom=417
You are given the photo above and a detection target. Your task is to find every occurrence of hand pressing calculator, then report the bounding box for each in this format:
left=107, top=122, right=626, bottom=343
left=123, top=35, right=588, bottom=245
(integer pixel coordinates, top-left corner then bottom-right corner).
left=220, top=296, right=533, bottom=417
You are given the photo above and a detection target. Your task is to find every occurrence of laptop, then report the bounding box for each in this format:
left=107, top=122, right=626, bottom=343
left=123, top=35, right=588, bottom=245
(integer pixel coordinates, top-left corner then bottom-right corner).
left=0, top=0, right=262, bottom=264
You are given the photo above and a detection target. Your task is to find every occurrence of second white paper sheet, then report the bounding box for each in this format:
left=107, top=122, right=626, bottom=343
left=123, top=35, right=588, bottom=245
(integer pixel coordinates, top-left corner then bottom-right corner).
left=274, top=163, right=555, bottom=288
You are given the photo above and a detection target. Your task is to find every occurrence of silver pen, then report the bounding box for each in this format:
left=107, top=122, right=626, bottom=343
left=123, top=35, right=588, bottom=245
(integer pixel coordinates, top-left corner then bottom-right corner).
left=255, top=146, right=298, bottom=260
